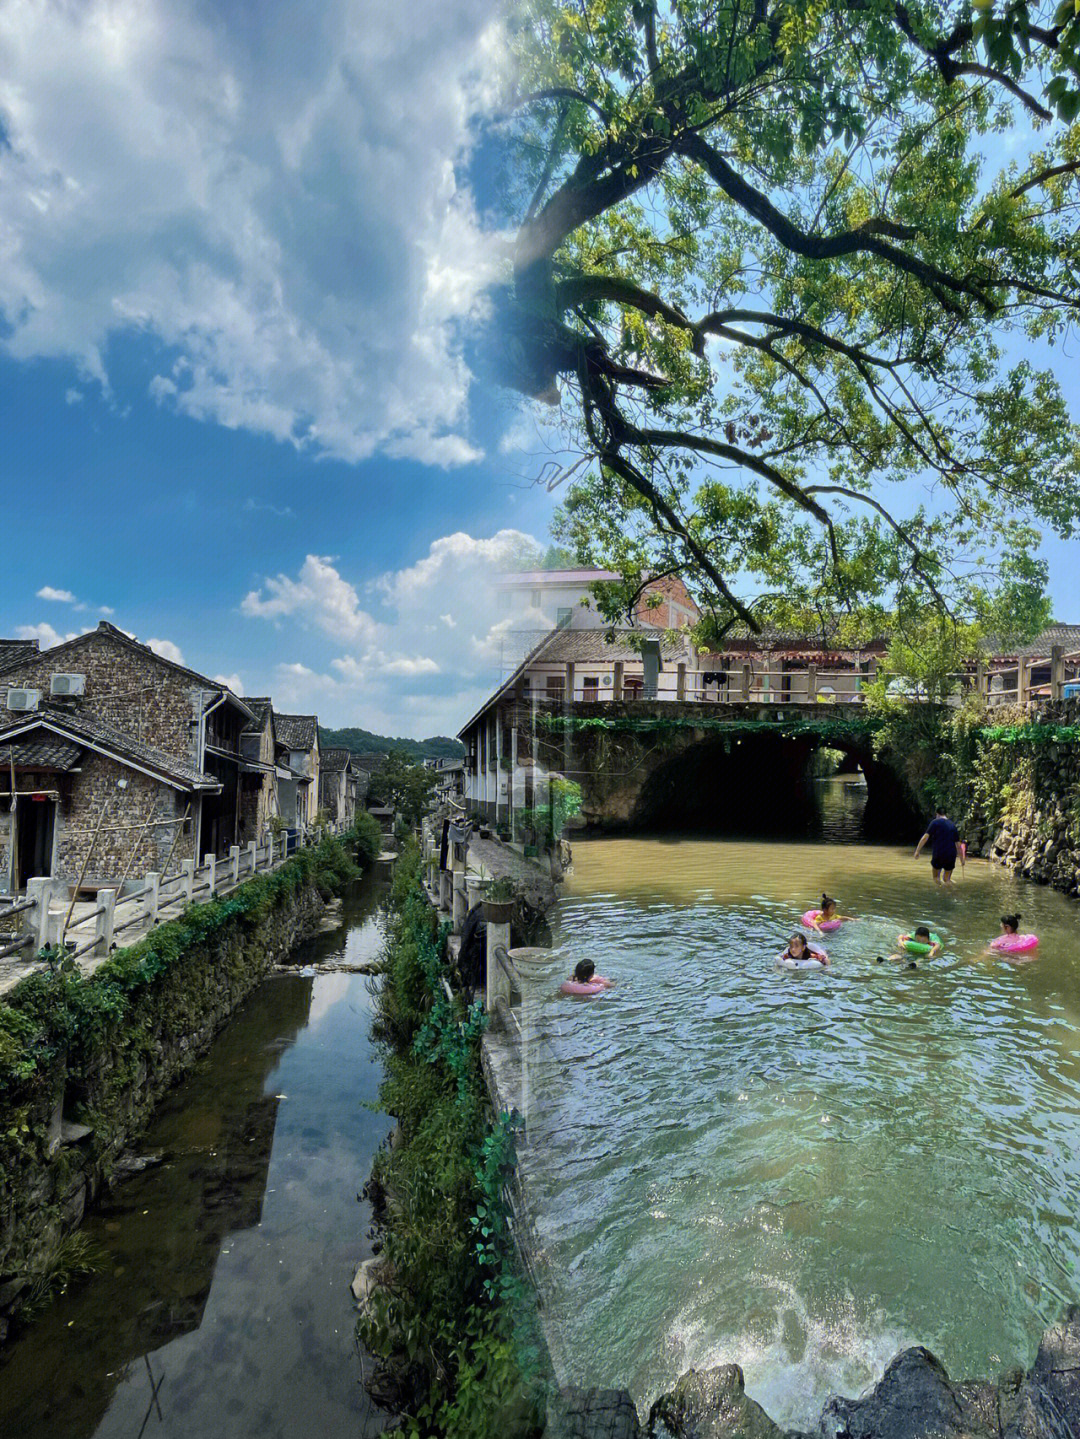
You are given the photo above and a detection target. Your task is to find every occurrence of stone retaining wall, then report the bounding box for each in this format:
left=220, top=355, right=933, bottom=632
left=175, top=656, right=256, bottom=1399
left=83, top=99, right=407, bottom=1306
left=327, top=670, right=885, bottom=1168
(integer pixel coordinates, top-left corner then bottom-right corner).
left=0, top=860, right=333, bottom=1343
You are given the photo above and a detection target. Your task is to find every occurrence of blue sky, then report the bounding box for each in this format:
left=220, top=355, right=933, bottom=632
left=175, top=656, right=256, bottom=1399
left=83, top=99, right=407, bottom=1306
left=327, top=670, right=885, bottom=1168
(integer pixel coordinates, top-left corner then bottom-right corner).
left=1, top=1, right=1078, bottom=738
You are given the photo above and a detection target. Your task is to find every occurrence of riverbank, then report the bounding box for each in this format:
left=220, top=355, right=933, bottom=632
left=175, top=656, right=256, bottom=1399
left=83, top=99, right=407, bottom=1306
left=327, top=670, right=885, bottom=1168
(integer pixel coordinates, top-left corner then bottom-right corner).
left=0, top=821, right=380, bottom=1343
left=0, top=867, right=393, bottom=1438
left=360, top=839, right=547, bottom=1434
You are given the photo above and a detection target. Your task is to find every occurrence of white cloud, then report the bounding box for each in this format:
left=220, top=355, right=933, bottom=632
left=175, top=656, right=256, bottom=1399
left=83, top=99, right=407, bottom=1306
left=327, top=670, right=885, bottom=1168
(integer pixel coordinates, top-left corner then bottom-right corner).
left=146, top=637, right=185, bottom=664
left=64, top=388, right=83, bottom=404
left=0, top=0, right=506, bottom=467
left=36, top=586, right=77, bottom=603
left=241, top=554, right=380, bottom=642
left=244, top=497, right=293, bottom=519
left=99, top=605, right=115, bottom=616
left=242, top=528, right=541, bottom=733
left=213, top=672, right=244, bottom=695
left=14, top=622, right=85, bottom=648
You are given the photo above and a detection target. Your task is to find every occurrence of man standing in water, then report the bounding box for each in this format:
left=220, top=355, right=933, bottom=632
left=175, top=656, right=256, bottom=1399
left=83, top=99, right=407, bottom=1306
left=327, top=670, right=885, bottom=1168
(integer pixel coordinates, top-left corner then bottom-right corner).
left=913, top=807, right=964, bottom=885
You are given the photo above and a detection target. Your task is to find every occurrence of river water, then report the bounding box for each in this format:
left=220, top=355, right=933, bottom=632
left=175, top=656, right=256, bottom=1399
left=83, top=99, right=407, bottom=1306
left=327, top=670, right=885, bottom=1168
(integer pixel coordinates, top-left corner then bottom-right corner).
left=0, top=872, right=391, bottom=1439
left=525, top=779, right=1080, bottom=1428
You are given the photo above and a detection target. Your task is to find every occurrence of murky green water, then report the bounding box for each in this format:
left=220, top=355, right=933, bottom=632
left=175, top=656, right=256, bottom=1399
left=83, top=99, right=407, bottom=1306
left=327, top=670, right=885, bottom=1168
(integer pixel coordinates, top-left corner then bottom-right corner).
left=0, top=873, right=391, bottom=1439
left=526, top=781, right=1080, bottom=1427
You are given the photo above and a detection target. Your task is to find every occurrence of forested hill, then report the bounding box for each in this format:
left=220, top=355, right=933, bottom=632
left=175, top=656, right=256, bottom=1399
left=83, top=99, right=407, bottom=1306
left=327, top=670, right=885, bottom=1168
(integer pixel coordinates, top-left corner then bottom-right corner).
left=318, top=726, right=464, bottom=761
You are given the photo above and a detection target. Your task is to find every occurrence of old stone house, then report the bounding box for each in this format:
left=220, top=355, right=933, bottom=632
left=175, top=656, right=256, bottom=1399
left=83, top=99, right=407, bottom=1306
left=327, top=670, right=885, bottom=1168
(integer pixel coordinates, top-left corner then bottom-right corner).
left=272, top=712, right=320, bottom=830
left=318, top=747, right=358, bottom=828
left=0, top=621, right=254, bottom=892
left=239, top=698, right=282, bottom=841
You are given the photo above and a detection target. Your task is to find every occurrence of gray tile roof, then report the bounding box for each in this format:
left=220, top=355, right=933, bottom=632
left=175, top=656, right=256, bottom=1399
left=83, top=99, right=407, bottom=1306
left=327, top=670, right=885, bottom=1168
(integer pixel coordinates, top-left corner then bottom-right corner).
left=273, top=712, right=318, bottom=749
left=243, top=697, right=273, bottom=731
left=0, top=639, right=40, bottom=672
left=0, top=708, right=220, bottom=791
left=320, top=747, right=352, bottom=773
left=517, top=627, right=688, bottom=665
left=0, top=732, right=82, bottom=770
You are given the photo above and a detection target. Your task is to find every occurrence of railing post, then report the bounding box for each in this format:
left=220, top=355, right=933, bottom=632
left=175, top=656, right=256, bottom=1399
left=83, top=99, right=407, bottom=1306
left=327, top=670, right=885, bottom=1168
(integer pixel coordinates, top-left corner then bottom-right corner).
left=248, top=840, right=257, bottom=876
left=1018, top=658, right=1029, bottom=707
left=485, top=924, right=512, bottom=1014
left=613, top=660, right=623, bottom=701
left=25, top=877, right=54, bottom=952
left=976, top=660, right=986, bottom=700
left=204, top=853, right=216, bottom=896
left=143, top=872, right=160, bottom=925
left=1051, top=644, right=1064, bottom=702
left=229, top=844, right=240, bottom=884
left=181, top=858, right=195, bottom=903
left=741, top=663, right=752, bottom=702
left=94, top=889, right=117, bottom=955
left=565, top=661, right=575, bottom=703
left=676, top=662, right=686, bottom=701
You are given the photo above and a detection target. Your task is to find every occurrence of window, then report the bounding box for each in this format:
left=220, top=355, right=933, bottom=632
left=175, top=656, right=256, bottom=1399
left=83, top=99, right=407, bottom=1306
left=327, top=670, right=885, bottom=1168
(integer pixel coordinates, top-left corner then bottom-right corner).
left=582, top=675, right=599, bottom=699
left=556, top=607, right=573, bottom=628
left=546, top=675, right=565, bottom=697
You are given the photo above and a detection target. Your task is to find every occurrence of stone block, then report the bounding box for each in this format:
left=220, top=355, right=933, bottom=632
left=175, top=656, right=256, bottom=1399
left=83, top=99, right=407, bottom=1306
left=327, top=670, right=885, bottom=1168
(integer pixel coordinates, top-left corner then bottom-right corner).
left=549, top=1386, right=642, bottom=1439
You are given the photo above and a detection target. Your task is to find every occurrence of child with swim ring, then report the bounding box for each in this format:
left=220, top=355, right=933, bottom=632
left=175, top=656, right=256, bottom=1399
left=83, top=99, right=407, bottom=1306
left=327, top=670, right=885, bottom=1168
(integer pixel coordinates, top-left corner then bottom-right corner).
left=988, top=914, right=1039, bottom=955
left=777, top=932, right=830, bottom=969
left=883, top=925, right=942, bottom=963
left=560, top=958, right=614, bottom=997
left=802, top=894, right=855, bottom=933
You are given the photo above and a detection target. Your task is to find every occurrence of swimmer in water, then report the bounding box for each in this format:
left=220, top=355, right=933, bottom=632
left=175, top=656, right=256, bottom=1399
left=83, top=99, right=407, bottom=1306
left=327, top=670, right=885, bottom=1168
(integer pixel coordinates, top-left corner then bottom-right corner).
left=779, top=932, right=830, bottom=967
left=880, top=925, right=940, bottom=965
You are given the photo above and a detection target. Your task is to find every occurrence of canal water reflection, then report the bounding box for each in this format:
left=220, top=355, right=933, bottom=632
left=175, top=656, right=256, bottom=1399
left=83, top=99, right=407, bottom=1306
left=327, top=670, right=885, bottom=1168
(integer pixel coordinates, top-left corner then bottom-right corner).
left=526, top=781, right=1080, bottom=1428
left=0, top=872, right=390, bottom=1439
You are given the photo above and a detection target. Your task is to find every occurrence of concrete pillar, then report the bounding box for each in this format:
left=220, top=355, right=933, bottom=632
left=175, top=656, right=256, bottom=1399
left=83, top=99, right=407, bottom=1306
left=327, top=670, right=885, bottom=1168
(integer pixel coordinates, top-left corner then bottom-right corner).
left=565, top=662, right=575, bottom=703
left=229, top=844, right=241, bottom=883
left=452, top=869, right=467, bottom=933
left=143, top=872, right=160, bottom=924
left=248, top=840, right=257, bottom=876
left=741, top=663, right=752, bottom=702
left=26, top=877, right=55, bottom=950
left=204, top=854, right=216, bottom=896
left=181, top=857, right=195, bottom=902
left=1018, top=659, right=1029, bottom=707
left=509, top=946, right=559, bottom=1140
left=1051, top=644, right=1064, bottom=701
left=808, top=664, right=817, bottom=702
left=613, top=660, right=623, bottom=701
left=485, top=920, right=512, bottom=1013
left=676, top=662, right=686, bottom=701
left=94, top=889, right=117, bottom=955
left=439, top=868, right=451, bottom=912
left=976, top=660, right=986, bottom=700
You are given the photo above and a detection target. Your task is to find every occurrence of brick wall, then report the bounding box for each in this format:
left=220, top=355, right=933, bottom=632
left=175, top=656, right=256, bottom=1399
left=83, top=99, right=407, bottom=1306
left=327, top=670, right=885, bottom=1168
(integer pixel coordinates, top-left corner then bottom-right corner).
left=0, top=631, right=205, bottom=767
left=52, top=753, right=194, bottom=885
left=635, top=575, right=700, bottom=630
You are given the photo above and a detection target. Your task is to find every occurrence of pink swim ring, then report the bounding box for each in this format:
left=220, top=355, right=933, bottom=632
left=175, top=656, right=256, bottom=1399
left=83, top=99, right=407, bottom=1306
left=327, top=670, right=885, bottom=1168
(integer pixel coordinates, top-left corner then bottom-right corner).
left=802, top=909, right=843, bottom=932
left=560, top=977, right=612, bottom=996
left=989, top=933, right=1039, bottom=953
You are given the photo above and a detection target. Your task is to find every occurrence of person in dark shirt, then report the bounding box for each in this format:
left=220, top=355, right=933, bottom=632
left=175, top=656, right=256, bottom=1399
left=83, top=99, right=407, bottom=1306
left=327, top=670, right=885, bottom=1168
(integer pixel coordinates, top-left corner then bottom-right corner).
left=913, top=808, right=964, bottom=885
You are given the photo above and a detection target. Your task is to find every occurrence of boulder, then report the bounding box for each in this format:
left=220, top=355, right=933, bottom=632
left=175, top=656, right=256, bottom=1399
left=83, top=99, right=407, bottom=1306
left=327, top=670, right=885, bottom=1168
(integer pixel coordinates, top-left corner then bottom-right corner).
left=647, top=1365, right=787, bottom=1439
left=1019, top=1307, right=1080, bottom=1434
left=549, top=1386, right=642, bottom=1439
left=818, top=1347, right=997, bottom=1439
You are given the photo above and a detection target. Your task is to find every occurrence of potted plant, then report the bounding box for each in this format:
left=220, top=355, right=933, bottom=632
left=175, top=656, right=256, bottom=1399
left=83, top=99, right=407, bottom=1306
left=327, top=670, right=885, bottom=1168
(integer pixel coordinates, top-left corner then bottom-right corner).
left=482, top=876, right=516, bottom=924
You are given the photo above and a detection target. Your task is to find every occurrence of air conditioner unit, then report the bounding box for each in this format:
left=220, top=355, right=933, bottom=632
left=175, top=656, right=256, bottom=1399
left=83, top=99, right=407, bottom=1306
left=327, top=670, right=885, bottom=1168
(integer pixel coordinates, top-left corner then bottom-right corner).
left=50, top=673, right=86, bottom=697
left=6, top=688, right=41, bottom=712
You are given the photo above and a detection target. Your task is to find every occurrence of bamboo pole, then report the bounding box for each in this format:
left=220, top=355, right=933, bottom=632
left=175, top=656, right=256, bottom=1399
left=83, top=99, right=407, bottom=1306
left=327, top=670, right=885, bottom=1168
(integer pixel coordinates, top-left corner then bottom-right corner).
left=62, top=791, right=115, bottom=938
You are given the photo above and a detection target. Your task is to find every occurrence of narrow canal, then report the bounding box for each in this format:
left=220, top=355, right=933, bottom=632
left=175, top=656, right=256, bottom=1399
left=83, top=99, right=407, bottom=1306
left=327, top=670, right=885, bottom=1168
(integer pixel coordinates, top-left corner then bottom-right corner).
left=527, top=777, right=1080, bottom=1429
left=0, top=871, right=391, bottom=1439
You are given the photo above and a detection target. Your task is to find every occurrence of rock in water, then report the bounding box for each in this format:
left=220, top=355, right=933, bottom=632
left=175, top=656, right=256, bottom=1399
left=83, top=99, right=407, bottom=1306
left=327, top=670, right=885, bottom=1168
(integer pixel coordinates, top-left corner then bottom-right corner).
left=647, top=1366, right=787, bottom=1438
left=819, top=1347, right=995, bottom=1439
left=548, top=1386, right=642, bottom=1439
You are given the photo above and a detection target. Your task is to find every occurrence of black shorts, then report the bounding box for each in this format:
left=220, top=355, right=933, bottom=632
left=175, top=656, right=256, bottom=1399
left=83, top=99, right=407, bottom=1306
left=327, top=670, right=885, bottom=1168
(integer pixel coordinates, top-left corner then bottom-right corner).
left=931, top=856, right=955, bottom=872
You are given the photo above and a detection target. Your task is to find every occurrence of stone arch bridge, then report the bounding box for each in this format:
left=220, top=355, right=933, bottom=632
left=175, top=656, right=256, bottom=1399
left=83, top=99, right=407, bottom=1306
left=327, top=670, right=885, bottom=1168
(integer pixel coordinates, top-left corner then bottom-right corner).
left=531, top=701, right=918, bottom=836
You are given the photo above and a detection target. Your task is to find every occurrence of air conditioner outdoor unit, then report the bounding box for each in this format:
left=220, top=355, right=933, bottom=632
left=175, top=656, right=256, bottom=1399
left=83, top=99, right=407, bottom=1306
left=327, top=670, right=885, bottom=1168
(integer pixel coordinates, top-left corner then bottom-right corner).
left=6, top=688, right=41, bottom=712
left=50, top=673, right=86, bottom=697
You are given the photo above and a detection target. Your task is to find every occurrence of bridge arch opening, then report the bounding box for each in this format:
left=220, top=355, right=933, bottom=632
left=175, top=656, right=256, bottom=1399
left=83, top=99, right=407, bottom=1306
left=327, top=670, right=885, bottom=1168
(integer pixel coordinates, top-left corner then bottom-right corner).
left=629, top=731, right=916, bottom=840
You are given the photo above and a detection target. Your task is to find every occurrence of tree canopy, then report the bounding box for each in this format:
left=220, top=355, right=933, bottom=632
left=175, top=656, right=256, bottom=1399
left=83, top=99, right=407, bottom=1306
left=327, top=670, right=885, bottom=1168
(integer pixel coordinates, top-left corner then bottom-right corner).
left=499, top=0, right=1080, bottom=644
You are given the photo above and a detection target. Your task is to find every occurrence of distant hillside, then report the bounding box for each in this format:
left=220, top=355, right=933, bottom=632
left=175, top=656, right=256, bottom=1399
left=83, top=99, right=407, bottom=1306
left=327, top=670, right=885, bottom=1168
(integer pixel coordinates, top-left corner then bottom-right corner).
left=319, top=726, right=464, bottom=762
